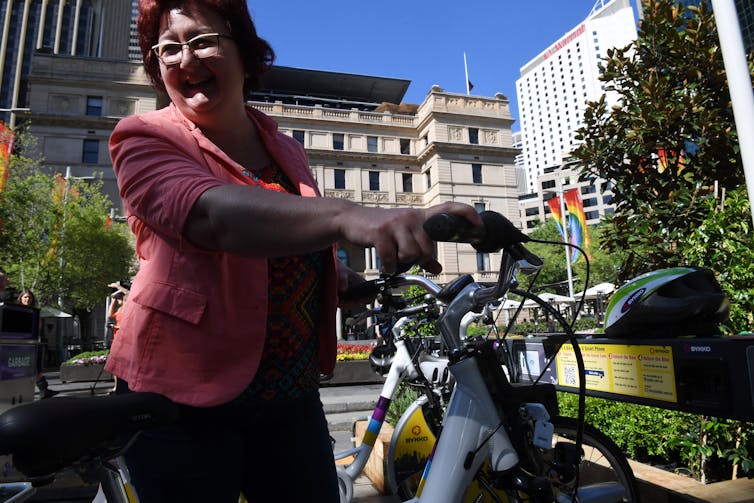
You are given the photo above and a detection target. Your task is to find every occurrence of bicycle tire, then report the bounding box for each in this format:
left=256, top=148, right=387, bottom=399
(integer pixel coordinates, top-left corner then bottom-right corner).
left=548, top=416, right=640, bottom=503
left=388, top=414, right=639, bottom=502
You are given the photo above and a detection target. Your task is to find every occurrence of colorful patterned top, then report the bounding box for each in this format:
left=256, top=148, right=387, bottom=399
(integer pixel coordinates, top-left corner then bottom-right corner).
left=234, top=164, right=326, bottom=402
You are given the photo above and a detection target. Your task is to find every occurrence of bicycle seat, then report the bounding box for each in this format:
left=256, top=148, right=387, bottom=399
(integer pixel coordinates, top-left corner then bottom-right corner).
left=0, top=392, right=179, bottom=478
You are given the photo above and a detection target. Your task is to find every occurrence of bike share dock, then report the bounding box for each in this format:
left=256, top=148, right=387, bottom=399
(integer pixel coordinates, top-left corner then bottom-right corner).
left=507, top=334, right=754, bottom=503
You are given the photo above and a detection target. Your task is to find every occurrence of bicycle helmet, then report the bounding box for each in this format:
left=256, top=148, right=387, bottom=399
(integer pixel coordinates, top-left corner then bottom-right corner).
left=604, top=267, right=729, bottom=338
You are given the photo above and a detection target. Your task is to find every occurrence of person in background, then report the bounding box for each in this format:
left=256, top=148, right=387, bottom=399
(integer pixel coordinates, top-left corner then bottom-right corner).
left=17, top=289, right=59, bottom=399
left=106, top=281, right=130, bottom=343
left=107, top=1, right=482, bottom=502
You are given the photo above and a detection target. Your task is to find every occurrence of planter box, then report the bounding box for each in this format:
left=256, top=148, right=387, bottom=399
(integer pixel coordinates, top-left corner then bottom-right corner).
left=60, top=363, right=111, bottom=383
left=321, top=359, right=384, bottom=386
left=353, top=420, right=394, bottom=494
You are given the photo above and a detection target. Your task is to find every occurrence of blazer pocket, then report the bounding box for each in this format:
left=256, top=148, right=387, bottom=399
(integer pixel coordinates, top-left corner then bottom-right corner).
left=131, top=281, right=207, bottom=325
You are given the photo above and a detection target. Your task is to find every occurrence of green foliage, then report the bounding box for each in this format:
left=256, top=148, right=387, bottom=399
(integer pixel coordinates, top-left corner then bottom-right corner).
left=682, top=186, right=754, bottom=333
left=386, top=382, right=419, bottom=427
left=571, top=316, right=598, bottom=331
left=558, top=392, right=754, bottom=481
left=525, top=220, right=622, bottom=296
left=0, top=128, right=135, bottom=311
left=573, top=0, right=750, bottom=281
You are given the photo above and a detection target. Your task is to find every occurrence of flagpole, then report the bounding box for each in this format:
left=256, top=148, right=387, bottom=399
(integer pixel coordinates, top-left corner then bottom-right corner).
left=558, top=181, right=575, bottom=299
left=464, top=52, right=470, bottom=95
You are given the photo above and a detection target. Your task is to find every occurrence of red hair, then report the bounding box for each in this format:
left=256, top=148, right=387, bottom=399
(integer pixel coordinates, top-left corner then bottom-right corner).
left=137, top=0, right=274, bottom=96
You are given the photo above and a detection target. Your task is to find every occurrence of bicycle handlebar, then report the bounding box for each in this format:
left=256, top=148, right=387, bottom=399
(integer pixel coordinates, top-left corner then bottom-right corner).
left=423, top=211, right=529, bottom=253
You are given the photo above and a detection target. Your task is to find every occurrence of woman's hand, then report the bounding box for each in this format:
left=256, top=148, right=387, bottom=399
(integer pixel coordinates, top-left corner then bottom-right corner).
left=337, top=201, right=482, bottom=275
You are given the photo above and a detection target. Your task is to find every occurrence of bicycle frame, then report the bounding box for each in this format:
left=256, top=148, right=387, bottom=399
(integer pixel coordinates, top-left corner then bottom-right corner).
left=334, top=307, right=451, bottom=503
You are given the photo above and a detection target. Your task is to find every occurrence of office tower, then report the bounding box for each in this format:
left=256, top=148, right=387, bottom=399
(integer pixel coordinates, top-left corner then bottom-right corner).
left=0, top=0, right=132, bottom=126
left=129, top=0, right=140, bottom=61
left=515, top=0, right=637, bottom=194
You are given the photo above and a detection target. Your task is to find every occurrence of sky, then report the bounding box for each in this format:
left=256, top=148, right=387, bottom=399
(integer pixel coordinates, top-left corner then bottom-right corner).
left=246, top=0, right=619, bottom=132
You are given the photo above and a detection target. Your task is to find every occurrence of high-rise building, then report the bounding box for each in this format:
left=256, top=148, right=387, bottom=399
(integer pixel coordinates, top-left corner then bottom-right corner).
left=0, top=0, right=132, bottom=126
left=515, top=0, right=637, bottom=194
left=128, top=0, right=140, bottom=61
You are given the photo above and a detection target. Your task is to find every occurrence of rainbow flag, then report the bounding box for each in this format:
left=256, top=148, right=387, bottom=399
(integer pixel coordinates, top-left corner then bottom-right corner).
left=0, top=121, right=14, bottom=238
left=0, top=121, right=14, bottom=195
left=563, top=188, right=590, bottom=263
left=546, top=195, right=566, bottom=240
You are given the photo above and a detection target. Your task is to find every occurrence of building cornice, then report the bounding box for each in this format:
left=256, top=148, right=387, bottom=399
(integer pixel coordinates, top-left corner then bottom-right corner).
left=417, top=142, right=519, bottom=164
left=306, top=149, right=421, bottom=166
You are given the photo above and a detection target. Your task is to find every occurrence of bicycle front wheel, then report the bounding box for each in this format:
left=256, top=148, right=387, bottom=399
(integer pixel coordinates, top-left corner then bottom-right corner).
left=548, top=416, right=640, bottom=502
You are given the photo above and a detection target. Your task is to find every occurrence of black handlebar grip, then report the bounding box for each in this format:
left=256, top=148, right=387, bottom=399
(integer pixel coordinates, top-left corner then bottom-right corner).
left=339, top=280, right=381, bottom=302
left=423, top=211, right=530, bottom=253
left=423, top=213, right=485, bottom=243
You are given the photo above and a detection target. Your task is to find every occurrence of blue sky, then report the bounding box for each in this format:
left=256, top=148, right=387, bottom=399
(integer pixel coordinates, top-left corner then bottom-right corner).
left=246, top=1, right=624, bottom=132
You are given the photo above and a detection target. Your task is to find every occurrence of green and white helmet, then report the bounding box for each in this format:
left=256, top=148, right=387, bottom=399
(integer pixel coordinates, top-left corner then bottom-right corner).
left=604, top=267, right=729, bottom=338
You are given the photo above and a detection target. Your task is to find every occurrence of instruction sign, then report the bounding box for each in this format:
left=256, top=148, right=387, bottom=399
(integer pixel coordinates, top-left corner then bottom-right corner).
left=556, top=343, right=677, bottom=402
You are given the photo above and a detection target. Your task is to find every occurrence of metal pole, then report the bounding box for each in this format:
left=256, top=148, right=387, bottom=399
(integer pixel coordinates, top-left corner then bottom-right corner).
left=710, top=0, right=754, bottom=225
left=558, top=181, right=575, bottom=298
left=58, top=166, right=71, bottom=309
left=464, top=52, right=470, bottom=95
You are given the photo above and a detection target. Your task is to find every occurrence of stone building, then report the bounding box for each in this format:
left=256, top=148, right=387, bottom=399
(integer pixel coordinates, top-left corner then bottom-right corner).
left=23, top=59, right=521, bottom=285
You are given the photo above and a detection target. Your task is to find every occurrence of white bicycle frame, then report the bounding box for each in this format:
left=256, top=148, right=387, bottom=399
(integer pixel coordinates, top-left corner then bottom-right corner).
left=397, top=271, right=627, bottom=503
left=334, top=308, right=451, bottom=503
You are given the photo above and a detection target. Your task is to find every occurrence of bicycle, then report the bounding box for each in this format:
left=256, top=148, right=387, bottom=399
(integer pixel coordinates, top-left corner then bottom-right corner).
left=347, top=210, right=638, bottom=502
left=338, top=274, right=637, bottom=501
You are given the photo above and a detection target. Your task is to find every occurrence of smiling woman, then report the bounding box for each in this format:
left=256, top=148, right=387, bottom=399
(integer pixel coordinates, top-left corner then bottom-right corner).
left=107, top=1, right=481, bottom=502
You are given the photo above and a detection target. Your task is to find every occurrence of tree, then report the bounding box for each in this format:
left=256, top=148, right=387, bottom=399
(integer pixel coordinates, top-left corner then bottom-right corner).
left=525, top=219, right=623, bottom=295
left=0, top=129, right=135, bottom=314
left=573, top=0, right=750, bottom=282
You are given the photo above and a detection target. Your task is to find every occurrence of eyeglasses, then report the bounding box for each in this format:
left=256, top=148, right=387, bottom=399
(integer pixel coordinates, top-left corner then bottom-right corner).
left=151, top=33, right=233, bottom=66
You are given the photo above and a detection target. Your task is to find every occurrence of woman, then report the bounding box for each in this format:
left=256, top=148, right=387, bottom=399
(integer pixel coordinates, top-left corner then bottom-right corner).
left=17, top=289, right=58, bottom=399
left=107, top=1, right=481, bottom=501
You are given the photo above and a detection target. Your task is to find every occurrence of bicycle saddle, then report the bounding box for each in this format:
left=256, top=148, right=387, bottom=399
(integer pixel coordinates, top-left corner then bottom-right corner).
left=0, top=392, right=179, bottom=477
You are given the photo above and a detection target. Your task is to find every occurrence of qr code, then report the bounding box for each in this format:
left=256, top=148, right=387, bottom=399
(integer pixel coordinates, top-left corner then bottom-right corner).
left=562, top=365, right=578, bottom=386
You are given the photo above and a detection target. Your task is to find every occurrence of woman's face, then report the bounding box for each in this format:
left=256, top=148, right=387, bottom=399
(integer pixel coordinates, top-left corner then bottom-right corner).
left=156, top=5, right=246, bottom=128
left=20, top=293, right=32, bottom=306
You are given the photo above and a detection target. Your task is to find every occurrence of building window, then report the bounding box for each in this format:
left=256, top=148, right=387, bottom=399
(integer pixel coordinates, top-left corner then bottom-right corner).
left=469, top=128, right=479, bottom=144
left=334, top=169, right=345, bottom=189
left=474, top=202, right=486, bottom=213
left=333, top=133, right=344, bottom=150
left=82, top=139, right=99, bottom=164
left=293, top=130, right=305, bottom=145
left=367, top=136, right=378, bottom=153
left=585, top=210, right=600, bottom=220
left=86, top=96, right=103, bottom=116
left=369, top=171, right=380, bottom=191
left=402, top=173, right=413, bottom=192
left=476, top=252, right=491, bottom=271
left=583, top=198, right=598, bottom=207
left=525, top=207, right=539, bottom=216
left=472, top=164, right=483, bottom=184
left=399, top=138, right=410, bottom=155
left=541, top=180, right=556, bottom=190
left=425, top=168, right=432, bottom=188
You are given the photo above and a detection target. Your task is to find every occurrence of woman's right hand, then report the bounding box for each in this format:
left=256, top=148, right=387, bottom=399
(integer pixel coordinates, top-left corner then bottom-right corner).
left=337, top=201, right=482, bottom=275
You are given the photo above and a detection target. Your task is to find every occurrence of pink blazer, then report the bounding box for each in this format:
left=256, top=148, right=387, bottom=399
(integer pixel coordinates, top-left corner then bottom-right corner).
left=106, top=104, right=338, bottom=407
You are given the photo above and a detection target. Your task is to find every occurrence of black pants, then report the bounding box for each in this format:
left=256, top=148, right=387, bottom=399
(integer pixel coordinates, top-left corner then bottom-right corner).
left=117, top=382, right=339, bottom=503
